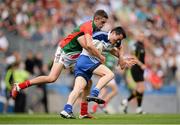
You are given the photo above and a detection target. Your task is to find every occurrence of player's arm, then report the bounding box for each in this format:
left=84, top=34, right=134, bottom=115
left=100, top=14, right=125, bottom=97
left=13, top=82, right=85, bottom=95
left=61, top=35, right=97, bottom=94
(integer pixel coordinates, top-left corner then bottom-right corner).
left=110, top=46, right=127, bottom=69
left=109, top=46, right=126, bottom=61
left=85, top=34, right=105, bottom=62
left=79, top=23, right=105, bottom=63
left=78, top=34, right=105, bottom=63
left=110, top=46, right=137, bottom=69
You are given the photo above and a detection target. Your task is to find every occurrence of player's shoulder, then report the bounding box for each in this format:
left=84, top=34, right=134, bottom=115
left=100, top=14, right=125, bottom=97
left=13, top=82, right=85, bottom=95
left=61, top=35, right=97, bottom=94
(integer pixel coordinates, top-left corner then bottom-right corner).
left=93, top=31, right=108, bottom=44
left=93, top=31, right=108, bottom=37
left=80, top=20, right=92, bottom=27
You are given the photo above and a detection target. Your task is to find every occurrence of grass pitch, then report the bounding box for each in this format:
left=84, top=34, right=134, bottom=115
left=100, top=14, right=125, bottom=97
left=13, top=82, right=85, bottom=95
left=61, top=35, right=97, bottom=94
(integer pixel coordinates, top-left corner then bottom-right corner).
left=0, top=114, right=180, bottom=124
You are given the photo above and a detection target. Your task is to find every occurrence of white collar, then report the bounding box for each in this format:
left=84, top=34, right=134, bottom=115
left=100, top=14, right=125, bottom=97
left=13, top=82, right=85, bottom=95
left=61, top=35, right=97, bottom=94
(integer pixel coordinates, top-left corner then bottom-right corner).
left=108, top=31, right=111, bottom=41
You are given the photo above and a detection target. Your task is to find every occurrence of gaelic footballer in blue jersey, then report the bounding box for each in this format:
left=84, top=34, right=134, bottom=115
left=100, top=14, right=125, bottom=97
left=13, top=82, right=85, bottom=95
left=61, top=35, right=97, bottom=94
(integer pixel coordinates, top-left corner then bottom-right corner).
left=60, top=26, right=137, bottom=118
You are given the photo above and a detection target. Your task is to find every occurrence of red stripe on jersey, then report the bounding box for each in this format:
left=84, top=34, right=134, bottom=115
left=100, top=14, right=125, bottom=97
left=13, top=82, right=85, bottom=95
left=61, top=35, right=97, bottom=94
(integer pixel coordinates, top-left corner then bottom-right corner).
left=70, top=53, right=81, bottom=59
left=59, top=21, right=93, bottom=48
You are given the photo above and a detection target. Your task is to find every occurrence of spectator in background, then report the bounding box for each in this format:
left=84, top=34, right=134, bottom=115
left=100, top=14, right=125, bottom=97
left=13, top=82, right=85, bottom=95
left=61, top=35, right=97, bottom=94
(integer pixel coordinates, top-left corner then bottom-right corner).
left=0, top=30, right=9, bottom=89
left=0, top=30, right=9, bottom=52
left=33, top=52, right=43, bottom=71
left=13, top=62, right=29, bottom=113
left=34, top=52, right=49, bottom=113
left=3, top=62, right=16, bottom=113
left=37, top=64, right=49, bottom=113
left=25, top=51, right=35, bottom=75
left=3, top=50, right=29, bottom=113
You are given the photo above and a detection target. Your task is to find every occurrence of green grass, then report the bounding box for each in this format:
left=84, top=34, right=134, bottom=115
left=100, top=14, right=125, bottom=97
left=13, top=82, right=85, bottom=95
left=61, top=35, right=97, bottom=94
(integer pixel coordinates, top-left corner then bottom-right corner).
left=0, top=114, right=180, bottom=124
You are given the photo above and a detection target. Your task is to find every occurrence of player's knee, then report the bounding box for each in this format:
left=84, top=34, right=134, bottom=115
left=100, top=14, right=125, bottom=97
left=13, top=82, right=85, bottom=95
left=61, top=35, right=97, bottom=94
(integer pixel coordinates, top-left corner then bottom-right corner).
left=137, top=83, right=145, bottom=93
left=72, top=87, right=84, bottom=96
left=137, top=88, right=144, bottom=93
left=108, top=72, right=114, bottom=80
left=47, top=75, right=58, bottom=83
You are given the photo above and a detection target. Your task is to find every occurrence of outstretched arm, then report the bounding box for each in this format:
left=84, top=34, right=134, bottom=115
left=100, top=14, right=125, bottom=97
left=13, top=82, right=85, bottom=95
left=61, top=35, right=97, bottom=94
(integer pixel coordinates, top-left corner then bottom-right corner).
left=110, top=46, right=137, bottom=69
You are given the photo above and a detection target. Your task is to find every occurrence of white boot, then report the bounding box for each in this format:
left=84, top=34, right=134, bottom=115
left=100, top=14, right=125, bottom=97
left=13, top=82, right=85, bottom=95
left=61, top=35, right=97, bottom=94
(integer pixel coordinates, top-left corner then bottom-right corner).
left=136, top=107, right=146, bottom=114
left=119, top=99, right=128, bottom=113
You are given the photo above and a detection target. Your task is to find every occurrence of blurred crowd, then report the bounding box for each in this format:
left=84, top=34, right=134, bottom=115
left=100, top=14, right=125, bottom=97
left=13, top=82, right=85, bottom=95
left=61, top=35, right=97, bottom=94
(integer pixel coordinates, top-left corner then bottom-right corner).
left=0, top=0, right=180, bottom=113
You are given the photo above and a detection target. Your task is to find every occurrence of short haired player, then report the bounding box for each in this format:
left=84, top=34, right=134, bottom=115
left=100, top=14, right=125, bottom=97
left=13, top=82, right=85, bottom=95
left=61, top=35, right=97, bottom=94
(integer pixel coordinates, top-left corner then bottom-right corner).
left=60, top=26, right=137, bottom=118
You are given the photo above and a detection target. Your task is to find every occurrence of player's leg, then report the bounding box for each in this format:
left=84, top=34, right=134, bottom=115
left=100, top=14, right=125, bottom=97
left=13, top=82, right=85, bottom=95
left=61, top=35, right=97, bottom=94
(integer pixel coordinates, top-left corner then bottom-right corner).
left=60, top=76, right=87, bottom=119
left=103, top=80, right=118, bottom=103
left=11, top=62, right=64, bottom=99
left=136, top=81, right=145, bottom=114
left=11, top=47, right=65, bottom=99
left=79, top=80, right=94, bottom=119
left=68, top=76, right=87, bottom=105
left=130, top=65, right=145, bottom=114
left=93, top=65, right=114, bottom=90
left=61, top=54, right=95, bottom=119
left=92, top=80, right=118, bottom=114
left=99, top=87, right=108, bottom=99
left=30, top=63, right=64, bottom=85
left=101, top=81, right=118, bottom=114
left=122, top=66, right=145, bottom=114
left=87, top=64, right=114, bottom=103
left=91, top=87, right=107, bottom=113
left=120, top=69, right=136, bottom=113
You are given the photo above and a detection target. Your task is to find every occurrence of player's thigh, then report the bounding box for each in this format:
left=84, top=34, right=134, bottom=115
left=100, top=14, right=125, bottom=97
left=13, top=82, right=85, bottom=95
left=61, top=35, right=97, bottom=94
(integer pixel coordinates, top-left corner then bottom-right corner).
left=93, top=64, right=114, bottom=77
left=74, top=76, right=87, bottom=92
left=136, top=81, right=145, bottom=93
left=50, top=46, right=65, bottom=78
left=49, top=62, right=64, bottom=79
left=84, top=80, right=93, bottom=91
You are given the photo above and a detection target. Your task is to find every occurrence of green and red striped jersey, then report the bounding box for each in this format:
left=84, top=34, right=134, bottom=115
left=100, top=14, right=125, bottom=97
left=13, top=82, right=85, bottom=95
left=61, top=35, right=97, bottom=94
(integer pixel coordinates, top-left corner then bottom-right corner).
left=59, top=20, right=96, bottom=54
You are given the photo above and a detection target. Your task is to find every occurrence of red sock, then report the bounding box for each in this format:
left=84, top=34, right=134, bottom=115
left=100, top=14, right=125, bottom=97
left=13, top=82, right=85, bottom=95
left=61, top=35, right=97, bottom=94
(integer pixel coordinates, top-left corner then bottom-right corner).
left=80, top=102, right=88, bottom=115
left=103, top=101, right=107, bottom=108
left=18, top=80, right=31, bottom=89
left=92, top=103, right=98, bottom=112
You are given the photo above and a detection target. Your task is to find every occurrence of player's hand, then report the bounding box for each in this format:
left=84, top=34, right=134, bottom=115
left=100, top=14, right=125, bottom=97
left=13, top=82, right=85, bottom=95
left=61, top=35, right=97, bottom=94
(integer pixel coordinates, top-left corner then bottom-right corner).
left=119, top=57, right=137, bottom=69
left=126, top=57, right=137, bottom=65
left=119, top=59, right=127, bottom=70
left=99, top=55, right=106, bottom=64
left=125, top=57, right=137, bottom=67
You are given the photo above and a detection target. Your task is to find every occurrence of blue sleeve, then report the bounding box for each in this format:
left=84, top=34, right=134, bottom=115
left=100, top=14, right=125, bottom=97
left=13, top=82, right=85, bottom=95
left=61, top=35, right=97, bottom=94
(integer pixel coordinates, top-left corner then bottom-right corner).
left=93, top=32, right=109, bottom=43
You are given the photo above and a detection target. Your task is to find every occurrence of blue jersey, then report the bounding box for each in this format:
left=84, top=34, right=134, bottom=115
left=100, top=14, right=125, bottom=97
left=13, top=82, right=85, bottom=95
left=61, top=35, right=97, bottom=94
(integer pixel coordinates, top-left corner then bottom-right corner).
left=93, top=31, right=112, bottom=51
left=93, top=31, right=121, bottom=50
left=74, top=31, right=120, bottom=82
left=93, top=31, right=109, bottom=43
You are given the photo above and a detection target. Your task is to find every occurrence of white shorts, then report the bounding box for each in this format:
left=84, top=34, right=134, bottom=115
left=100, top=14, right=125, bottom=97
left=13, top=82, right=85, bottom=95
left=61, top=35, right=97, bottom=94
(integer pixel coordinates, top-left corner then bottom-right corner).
left=54, top=46, right=80, bottom=68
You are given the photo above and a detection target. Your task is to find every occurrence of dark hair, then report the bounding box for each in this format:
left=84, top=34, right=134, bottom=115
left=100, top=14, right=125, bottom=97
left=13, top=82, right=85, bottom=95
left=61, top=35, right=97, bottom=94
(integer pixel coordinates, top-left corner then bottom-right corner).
left=94, top=10, right=108, bottom=19
left=111, top=26, right=126, bottom=38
